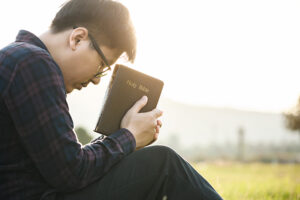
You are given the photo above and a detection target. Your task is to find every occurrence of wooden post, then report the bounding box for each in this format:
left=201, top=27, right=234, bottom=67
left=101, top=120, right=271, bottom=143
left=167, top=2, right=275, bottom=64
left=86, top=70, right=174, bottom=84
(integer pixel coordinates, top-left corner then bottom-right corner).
left=237, top=126, right=245, bottom=162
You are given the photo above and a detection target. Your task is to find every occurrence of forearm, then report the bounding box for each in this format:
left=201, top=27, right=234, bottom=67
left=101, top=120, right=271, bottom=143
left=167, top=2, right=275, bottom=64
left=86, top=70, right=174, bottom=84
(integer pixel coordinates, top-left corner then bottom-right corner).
left=64, top=128, right=135, bottom=191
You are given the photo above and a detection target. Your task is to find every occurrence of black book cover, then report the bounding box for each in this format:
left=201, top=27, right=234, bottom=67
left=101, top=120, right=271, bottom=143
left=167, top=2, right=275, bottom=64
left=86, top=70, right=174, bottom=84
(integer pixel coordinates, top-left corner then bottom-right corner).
left=94, top=64, right=164, bottom=135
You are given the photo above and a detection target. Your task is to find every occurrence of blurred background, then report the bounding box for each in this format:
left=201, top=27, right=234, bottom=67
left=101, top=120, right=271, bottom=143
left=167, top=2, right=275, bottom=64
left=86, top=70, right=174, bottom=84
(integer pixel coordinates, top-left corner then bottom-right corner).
left=1, top=0, right=300, bottom=199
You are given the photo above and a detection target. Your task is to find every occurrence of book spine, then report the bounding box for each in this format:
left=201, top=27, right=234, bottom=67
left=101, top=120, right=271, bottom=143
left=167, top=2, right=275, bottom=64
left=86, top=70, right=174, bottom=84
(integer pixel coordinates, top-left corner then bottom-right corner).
left=94, top=70, right=117, bottom=133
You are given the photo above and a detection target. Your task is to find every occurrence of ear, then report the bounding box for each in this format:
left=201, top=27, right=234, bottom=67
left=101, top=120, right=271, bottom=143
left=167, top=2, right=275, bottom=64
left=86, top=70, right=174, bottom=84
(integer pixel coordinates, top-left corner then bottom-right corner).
left=69, top=27, right=89, bottom=51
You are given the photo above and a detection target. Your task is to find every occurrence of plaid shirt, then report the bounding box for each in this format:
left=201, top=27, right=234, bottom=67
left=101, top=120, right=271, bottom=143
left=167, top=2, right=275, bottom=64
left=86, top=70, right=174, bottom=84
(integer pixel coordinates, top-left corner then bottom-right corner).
left=0, top=30, right=136, bottom=200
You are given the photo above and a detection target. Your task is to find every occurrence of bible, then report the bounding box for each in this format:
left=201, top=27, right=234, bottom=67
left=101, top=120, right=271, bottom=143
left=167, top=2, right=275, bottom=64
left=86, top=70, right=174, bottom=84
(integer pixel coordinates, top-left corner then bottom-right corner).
left=94, top=64, right=164, bottom=136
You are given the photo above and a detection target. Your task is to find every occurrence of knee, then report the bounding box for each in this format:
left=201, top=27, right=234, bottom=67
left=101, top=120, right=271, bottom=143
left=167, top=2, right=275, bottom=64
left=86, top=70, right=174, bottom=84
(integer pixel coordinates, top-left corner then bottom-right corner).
left=145, top=145, right=176, bottom=155
left=127, top=145, right=181, bottom=170
left=141, top=145, right=179, bottom=163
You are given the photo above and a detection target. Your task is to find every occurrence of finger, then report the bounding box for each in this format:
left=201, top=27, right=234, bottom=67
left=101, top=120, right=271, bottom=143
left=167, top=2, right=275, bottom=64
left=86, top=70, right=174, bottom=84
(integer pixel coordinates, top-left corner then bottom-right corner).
left=153, top=132, right=159, bottom=140
left=152, top=109, right=163, bottom=118
left=157, top=120, right=162, bottom=128
left=155, top=126, right=160, bottom=134
left=129, top=96, right=148, bottom=113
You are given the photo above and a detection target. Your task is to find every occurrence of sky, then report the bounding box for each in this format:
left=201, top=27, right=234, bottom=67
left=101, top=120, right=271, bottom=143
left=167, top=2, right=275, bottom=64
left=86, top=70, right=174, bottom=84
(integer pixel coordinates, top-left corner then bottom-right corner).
left=0, top=0, right=299, bottom=113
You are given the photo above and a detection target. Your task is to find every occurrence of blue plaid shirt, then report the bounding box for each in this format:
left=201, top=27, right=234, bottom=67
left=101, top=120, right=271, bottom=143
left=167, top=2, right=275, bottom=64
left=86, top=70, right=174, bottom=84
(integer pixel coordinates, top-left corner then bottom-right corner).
left=0, top=30, right=136, bottom=200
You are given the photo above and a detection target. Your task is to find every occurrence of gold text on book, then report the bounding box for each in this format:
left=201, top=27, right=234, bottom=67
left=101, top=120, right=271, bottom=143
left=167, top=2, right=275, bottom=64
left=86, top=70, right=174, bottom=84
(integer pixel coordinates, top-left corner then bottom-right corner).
left=126, top=80, right=137, bottom=88
left=138, top=84, right=149, bottom=93
left=126, top=80, right=149, bottom=93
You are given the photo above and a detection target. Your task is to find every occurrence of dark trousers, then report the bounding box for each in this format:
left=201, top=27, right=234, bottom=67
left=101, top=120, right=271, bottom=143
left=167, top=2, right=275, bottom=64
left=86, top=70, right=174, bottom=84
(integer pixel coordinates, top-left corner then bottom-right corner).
left=58, top=146, right=223, bottom=200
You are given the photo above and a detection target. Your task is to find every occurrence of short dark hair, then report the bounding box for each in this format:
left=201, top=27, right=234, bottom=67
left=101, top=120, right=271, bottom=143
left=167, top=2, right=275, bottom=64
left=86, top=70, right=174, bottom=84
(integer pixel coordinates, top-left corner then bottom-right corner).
left=51, top=0, right=136, bottom=62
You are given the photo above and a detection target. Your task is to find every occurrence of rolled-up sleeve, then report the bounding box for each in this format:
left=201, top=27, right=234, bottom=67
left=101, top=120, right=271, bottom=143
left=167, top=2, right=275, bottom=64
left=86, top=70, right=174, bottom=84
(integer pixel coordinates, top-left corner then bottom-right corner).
left=3, top=52, right=136, bottom=192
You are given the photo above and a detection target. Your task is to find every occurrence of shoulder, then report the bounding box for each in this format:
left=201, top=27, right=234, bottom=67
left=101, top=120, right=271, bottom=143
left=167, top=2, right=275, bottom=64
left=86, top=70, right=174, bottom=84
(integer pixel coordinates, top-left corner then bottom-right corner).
left=1, top=41, right=47, bottom=65
left=0, top=42, right=65, bottom=97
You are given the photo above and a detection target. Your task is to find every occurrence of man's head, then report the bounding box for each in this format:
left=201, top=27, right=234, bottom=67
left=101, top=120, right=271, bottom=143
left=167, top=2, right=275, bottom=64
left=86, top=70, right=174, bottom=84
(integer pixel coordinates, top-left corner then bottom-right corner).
left=45, top=0, right=136, bottom=93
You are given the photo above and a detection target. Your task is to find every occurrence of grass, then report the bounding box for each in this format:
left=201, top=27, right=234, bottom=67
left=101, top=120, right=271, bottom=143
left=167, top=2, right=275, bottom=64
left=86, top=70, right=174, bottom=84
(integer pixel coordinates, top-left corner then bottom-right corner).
left=193, top=162, right=300, bottom=200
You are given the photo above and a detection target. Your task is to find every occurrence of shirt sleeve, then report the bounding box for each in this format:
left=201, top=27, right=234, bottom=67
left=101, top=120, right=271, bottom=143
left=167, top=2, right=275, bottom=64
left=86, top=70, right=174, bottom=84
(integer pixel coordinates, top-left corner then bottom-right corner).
left=3, top=52, right=136, bottom=192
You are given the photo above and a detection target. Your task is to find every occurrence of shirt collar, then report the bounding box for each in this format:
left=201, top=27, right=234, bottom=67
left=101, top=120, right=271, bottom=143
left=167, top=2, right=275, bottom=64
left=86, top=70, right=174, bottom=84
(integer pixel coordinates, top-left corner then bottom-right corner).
left=15, top=30, right=50, bottom=53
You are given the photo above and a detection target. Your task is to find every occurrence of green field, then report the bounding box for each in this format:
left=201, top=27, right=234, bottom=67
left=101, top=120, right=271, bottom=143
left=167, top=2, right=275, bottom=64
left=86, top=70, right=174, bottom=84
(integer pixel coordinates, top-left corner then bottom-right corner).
left=193, top=163, right=300, bottom=200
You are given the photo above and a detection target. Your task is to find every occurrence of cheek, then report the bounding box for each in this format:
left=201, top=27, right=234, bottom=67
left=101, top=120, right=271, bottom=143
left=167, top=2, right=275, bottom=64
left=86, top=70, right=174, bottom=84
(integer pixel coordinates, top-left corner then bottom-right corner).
left=72, top=58, right=97, bottom=79
left=80, top=52, right=99, bottom=72
left=68, top=48, right=99, bottom=83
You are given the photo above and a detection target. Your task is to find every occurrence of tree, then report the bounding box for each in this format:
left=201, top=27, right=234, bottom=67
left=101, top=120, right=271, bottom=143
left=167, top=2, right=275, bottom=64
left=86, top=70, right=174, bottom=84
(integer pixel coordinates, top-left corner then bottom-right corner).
left=284, top=96, right=300, bottom=141
left=75, top=126, right=93, bottom=145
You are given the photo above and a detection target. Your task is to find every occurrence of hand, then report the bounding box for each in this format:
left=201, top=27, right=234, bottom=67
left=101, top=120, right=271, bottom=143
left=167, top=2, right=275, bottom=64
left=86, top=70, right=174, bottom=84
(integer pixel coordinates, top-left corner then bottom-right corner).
left=121, top=96, right=163, bottom=150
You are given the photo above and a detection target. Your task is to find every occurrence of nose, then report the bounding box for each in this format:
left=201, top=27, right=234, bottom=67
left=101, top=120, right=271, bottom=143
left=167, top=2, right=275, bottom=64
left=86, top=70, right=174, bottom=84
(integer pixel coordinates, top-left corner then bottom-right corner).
left=91, top=77, right=101, bottom=85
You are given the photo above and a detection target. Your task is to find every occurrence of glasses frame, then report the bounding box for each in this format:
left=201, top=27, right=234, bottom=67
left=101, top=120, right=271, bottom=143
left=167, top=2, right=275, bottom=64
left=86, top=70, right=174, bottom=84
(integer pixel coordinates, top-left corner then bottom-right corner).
left=73, top=26, right=111, bottom=78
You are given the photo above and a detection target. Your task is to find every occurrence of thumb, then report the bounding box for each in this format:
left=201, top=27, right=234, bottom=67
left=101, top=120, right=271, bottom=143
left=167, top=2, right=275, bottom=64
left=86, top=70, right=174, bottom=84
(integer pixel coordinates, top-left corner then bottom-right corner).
left=129, top=96, right=148, bottom=113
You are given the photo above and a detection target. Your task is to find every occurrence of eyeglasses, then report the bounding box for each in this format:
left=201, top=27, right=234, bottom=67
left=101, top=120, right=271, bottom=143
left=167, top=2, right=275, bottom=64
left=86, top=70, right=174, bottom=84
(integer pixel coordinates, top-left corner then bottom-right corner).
left=89, top=34, right=111, bottom=78
left=73, top=26, right=111, bottom=78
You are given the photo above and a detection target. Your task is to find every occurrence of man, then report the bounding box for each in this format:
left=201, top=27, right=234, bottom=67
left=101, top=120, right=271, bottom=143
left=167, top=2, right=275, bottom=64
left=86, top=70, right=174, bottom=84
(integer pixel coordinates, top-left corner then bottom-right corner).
left=0, top=0, right=223, bottom=199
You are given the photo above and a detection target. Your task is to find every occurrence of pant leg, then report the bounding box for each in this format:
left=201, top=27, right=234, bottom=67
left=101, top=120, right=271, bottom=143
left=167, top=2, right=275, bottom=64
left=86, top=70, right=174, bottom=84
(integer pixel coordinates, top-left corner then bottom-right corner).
left=59, top=145, right=223, bottom=200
